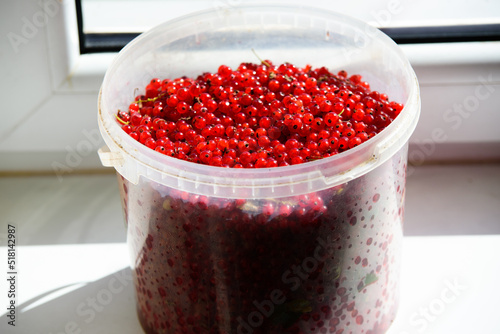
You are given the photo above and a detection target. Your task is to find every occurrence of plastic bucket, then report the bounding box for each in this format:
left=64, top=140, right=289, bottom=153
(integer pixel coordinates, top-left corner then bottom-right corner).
left=98, top=5, right=420, bottom=334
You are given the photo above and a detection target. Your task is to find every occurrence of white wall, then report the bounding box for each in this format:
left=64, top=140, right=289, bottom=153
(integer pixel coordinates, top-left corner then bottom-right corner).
left=1, top=0, right=499, bottom=175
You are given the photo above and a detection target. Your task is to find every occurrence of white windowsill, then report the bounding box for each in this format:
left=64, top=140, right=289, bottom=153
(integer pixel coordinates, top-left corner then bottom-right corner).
left=2, top=235, right=500, bottom=333
left=1, top=163, right=499, bottom=333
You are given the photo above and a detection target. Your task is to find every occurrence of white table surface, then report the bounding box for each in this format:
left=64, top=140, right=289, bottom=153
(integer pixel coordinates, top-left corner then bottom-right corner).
left=1, top=165, right=499, bottom=333
left=1, top=235, right=499, bottom=334
left=2, top=164, right=500, bottom=248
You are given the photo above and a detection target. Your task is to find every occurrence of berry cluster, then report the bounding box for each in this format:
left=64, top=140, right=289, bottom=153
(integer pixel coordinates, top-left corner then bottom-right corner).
left=116, top=61, right=403, bottom=168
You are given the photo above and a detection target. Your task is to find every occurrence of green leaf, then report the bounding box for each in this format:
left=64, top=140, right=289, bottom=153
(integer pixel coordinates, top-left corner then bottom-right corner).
left=286, top=299, right=312, bottom=313
left=270, top=299, right=312, bottom=329
left=357, top=271, right=378, bottom=292
left=365, top=272, right=378, bottom=286
left=333, top=266, right=342, bottom=280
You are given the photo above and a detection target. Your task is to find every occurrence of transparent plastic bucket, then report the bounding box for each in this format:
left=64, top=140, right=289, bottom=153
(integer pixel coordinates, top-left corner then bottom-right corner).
left=98, top=5, right=420, bottom=334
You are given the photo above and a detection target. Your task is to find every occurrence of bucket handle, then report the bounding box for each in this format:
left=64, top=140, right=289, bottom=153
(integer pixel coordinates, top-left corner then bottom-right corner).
left=98, top=145, right=124, bottom=167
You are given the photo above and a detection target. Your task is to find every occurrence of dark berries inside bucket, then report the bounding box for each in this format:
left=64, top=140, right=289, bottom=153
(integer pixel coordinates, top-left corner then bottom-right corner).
left=120, top=147, right=406, bottom=333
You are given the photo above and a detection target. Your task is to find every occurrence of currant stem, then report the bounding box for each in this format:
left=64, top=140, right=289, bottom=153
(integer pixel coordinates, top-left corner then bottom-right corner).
left=115, top=113, right=130, bottom=125
left=135, top=93, right=167, bottom=104
left=251, top=48, right=271, bottom=67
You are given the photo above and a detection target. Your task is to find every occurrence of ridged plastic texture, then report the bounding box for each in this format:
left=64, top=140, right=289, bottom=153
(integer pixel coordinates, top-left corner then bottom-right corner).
left=98, top=4, right=420, bottom=199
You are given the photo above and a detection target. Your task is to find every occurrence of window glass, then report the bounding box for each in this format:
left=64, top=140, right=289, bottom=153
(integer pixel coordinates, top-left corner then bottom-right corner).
left=78, top=0, right=500, bottom=53
left=81, top=0, right=500, bottom=33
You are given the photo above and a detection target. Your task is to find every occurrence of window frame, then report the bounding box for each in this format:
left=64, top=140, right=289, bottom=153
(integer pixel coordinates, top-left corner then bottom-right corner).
left=1, top=0, right=499, bottom=172
left=75, top=0, right=500, bottom=53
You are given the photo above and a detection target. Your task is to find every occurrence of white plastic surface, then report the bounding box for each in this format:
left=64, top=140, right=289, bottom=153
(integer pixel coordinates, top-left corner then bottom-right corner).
left=98, top=145, right=123, bottom=168
left=98, top=4, right=420, bottom=199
